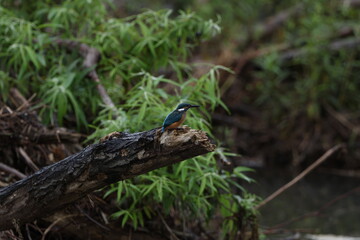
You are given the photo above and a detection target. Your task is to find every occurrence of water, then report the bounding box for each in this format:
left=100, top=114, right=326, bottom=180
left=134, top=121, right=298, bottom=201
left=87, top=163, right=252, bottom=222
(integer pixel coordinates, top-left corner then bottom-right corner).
left=244, top=168, right=360, bottom=239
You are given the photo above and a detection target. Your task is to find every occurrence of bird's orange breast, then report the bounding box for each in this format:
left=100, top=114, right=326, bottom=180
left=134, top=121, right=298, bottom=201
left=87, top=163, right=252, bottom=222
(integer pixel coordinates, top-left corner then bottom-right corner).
left=165, top=112, right=186, bottom=130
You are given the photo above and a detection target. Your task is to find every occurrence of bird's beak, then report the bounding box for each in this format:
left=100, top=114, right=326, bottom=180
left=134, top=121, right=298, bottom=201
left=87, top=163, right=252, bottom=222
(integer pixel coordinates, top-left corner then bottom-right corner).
left=190, top=105, right=200, bottom=108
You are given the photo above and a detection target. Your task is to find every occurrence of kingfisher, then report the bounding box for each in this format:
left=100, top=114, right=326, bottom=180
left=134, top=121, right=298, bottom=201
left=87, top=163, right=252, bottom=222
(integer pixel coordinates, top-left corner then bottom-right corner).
left=162, top=103, right=200, bottom=132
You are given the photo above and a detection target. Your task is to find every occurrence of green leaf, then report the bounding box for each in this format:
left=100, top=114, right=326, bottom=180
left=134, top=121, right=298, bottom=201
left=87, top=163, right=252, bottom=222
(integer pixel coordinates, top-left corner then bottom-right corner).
left=121, top=212, right=129, bottom=227
left=103, top=187, right=117, bottom=198
left=117, top=181, right=124, bottom=201
left=156, top=178, right=163, bottom=201
left=24, top=46, right=40, bottom=69
left=141, top=180, right=157, bottom=197
left=199, top=176, right=207, bottom=195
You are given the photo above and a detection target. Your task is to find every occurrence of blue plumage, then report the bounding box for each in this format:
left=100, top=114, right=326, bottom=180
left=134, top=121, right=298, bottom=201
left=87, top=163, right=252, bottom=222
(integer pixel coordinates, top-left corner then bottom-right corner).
left=162, top=103, right=199, bottom=132
left=162, top=110, right=182, bottom=132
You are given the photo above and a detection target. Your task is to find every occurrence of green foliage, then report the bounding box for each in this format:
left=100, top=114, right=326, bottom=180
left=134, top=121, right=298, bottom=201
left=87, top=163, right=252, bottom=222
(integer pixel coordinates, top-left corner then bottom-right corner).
left=253, top=1, right=360, bottom=123
left=0, top=6, right=44, bottom=90
left=0, top=1, right=256, bottom=237
left=39, top=60, right=89, bottom=127
left=0, top=1, right=220, bottom=127
left=105, top=158, right=256, bottom=232
left=115, top=0, right=360, bottom=135
left=92, top=65, right=258, bottom=236
left=0, top=71, right=12, bottom=101
left=95, top=9, right=220, bottom=84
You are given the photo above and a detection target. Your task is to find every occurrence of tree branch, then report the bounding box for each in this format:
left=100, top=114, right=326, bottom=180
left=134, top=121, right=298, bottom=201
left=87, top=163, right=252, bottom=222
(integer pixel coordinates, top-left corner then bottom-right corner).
left=279, top=37, right=360, bottom=61
left=254, top=3, right=303, bottom=40
left=256, top=144, right=344, bottom=209
left=0, top=127, right=215, bottom=231
left=0, top=163, right=27, bottom=180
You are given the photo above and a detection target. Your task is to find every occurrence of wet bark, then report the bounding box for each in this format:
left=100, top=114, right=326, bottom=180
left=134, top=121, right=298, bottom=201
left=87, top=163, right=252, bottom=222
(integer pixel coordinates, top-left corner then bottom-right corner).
left=0, top=127, right=215, bottom=231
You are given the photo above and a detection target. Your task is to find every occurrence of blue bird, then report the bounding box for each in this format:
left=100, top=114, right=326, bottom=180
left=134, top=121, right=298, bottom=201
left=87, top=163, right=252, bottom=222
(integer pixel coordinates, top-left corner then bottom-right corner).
left=162, top=103, right=200, bottom=132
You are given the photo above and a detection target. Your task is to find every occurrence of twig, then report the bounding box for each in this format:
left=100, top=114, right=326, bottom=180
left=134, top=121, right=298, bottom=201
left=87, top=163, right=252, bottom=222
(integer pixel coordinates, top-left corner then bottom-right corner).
left=1, top=230, right=19, bottom=240
left=156, top=210, right=180, bottom=240
left=256, top=144, right=344, bottom=209
left=0, top=163, right=26, bottom=179
left=18, top=147, right=39, bottom=172
left=5, top=106, right=13, bottom=114
left=75, top=205, right=110, bottom=231
left=25, top=224, right=33, bottom=240
left=8, top=88, right=37, bottom=113
left=8, top=88, right=36, bottom=112
left=12, top=219, right=23, bottom=240
left=100, top=211, right=109, bottom=225
left=172, top=229, right=198, bottom=239
left=27, top=223, right=44, bottom=236
left=325, top=105, right=360, bottom=135
left=41, top=214, right=78, bottom=240
left=9, top=88, right=30, bottom=109
left=54, top=39, right=116, bottom=110
left=16, top=94, right=36, bottom=112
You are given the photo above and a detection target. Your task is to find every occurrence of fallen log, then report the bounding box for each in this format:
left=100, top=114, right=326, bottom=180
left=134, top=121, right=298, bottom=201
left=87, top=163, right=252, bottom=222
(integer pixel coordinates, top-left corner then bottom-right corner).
left=0, top=127, right=215, bottom=231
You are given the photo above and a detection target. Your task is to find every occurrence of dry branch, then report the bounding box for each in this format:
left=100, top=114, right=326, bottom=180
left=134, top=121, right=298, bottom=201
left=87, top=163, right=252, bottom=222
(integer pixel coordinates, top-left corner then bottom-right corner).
left=279, top=37, right=360, bottom=61
left=0, top=163, right=27, bottom=180
left=254, top=3, right=303, bottom=40
left=343, top=0, right=360, bottom=7
left=229, top=36, right=360, bottom=79
left=0, top=126, right=215, bottom=231
left=0, top=105, right=82, bottom=146
left=256, top=144, right=344, bottom=209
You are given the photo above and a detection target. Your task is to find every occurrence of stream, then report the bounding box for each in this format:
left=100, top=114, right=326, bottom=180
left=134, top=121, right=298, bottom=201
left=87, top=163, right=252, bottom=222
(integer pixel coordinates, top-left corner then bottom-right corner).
left=245, top=168, right=360, bottom=239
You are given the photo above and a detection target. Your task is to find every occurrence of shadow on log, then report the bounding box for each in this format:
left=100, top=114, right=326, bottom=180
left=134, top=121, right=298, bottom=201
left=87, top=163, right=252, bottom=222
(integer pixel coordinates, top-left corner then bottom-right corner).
left=0, top=126, right=215, bottom=231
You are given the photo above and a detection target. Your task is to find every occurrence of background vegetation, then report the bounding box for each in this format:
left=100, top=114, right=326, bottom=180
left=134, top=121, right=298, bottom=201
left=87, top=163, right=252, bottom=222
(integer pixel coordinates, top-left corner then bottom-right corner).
left=1, top=0, right=360, bottom=239
left=0, top=0, right=257, bottom=239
